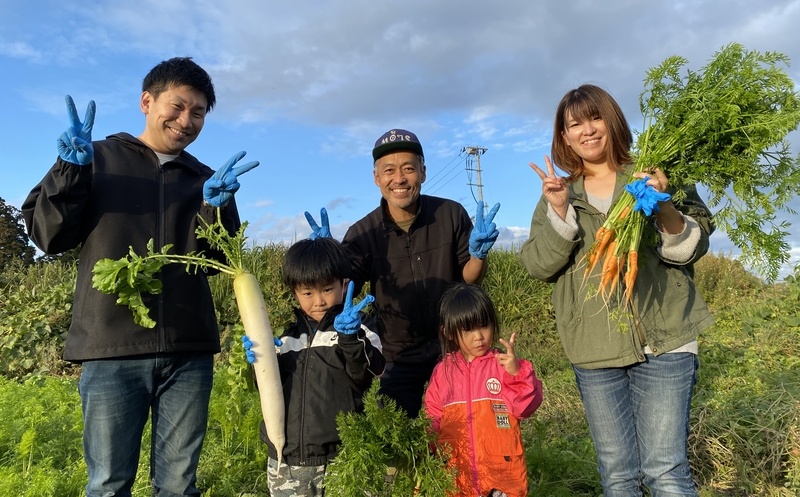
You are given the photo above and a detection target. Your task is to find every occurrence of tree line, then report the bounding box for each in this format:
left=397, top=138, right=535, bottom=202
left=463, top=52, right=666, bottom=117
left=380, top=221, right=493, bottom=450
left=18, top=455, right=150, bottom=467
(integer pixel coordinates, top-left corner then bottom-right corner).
left=0, top=197, right=80, bottom=269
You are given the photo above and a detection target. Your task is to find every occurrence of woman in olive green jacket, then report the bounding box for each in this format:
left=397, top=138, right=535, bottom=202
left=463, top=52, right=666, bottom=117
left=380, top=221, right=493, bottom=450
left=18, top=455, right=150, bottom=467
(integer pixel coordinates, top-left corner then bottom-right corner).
left=519, top=84, right=714, bottom=497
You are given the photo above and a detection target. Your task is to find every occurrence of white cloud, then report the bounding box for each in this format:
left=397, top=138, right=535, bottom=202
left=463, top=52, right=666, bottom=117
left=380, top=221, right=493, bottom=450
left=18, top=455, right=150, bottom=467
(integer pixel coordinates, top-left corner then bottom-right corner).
left=251, top=199, right=274, bottom=208
left=0, top=41, right=41, bottom=62
left=3, top=0, right=799, bottom=270
left=495, top=226, right=530, bottom=250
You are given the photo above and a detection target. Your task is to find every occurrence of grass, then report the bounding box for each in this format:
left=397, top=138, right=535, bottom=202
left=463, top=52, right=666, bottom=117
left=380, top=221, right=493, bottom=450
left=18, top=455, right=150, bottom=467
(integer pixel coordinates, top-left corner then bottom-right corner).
left=0, top=247, right=798, bottom=495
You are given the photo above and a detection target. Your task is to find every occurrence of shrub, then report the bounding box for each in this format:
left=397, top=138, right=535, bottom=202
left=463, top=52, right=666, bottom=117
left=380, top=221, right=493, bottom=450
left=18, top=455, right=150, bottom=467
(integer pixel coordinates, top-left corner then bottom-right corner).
left=0, top=261, right=78, bottom=378
left=482, top=247, right=555, bottom=336
left=693, top=251, right=763, bottom=310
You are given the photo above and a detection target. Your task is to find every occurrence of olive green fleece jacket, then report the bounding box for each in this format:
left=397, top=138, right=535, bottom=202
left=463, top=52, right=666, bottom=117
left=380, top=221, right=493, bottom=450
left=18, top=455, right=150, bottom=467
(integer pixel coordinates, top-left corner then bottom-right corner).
left=519, top=171, right=715, bottom=369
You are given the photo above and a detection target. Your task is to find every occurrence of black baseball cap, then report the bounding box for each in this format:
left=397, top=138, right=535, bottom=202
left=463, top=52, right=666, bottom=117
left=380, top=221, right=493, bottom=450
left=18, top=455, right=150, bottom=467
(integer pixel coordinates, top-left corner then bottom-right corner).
left=372, top=129, right=424, bottom=161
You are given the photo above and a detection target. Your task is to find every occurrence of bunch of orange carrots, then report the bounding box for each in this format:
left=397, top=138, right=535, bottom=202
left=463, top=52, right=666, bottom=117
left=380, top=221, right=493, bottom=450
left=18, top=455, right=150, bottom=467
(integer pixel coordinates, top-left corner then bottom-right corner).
left=582, top=189, right=644, bottom=306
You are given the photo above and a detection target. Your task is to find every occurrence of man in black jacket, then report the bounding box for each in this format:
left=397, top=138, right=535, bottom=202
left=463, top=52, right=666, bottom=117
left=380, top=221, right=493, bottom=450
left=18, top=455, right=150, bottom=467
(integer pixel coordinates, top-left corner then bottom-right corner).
left=23, top=57, right=258, bottom=497
left=338, top=129, right=500, bottom=417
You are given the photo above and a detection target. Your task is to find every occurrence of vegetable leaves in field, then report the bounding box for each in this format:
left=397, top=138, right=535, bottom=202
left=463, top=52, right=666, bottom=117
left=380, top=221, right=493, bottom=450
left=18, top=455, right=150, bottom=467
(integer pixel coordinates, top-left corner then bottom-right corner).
left=635, top=43, right=800, bottom=281
left=91, top=214, right=249, bottom=328
left=325, top=381, right=456, bottom=496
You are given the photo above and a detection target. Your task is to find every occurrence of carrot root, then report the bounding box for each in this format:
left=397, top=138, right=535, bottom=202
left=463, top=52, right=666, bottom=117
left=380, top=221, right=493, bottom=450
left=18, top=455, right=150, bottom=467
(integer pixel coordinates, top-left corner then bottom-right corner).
left=623, top=251, right=639, bottom=306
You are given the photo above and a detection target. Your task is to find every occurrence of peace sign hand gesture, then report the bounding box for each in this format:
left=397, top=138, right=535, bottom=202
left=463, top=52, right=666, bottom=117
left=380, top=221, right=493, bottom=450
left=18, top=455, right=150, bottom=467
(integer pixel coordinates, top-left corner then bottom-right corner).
left=57, top=95, right=96, bottom=166
left=468, top=201, right=501, bottom=259
left=305, top=207, right=332, bottom=240
left=529, top=155, right=568, bottom=219
left=496, top=332, right=520, bottom=375
left=334, top=281, right=375, bottom=335
left=203, top=151, right=260, bottom=207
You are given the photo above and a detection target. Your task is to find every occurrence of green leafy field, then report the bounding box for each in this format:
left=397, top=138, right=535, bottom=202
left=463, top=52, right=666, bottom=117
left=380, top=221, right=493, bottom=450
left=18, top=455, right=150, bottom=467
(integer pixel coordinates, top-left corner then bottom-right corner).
left=0, top=248, right=798, bottom=496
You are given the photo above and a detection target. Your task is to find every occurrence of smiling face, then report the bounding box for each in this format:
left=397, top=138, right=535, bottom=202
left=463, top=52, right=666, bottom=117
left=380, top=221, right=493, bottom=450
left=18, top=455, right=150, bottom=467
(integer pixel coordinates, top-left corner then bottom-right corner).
left=373, top=151, right=426, bottom=221
left=138, top=84, right=207, bottom=155
left=561, top=109, right=609, bottom=167
left=293, top=279, right=346, bottom=323
left=456, top=325, right=494, bottom=362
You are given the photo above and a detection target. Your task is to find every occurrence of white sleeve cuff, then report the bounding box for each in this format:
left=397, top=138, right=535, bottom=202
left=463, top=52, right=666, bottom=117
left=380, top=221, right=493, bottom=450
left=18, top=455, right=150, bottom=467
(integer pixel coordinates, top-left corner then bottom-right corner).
left=657, top=214, right=701, bottom=264
left=547, top=203, right=579, bottom=241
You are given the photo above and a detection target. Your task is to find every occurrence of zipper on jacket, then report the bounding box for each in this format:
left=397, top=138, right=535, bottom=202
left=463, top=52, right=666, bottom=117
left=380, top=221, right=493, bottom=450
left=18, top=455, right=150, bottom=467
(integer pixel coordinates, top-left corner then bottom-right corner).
left=404, top=232, right=432, bottom=345
left=156, top=162, right=166, bottom=352
left=464, top=361, right=482, bottom=496
left=299, top=326, right=313, bottom=466
left=404, top=234, right=423, bottom=303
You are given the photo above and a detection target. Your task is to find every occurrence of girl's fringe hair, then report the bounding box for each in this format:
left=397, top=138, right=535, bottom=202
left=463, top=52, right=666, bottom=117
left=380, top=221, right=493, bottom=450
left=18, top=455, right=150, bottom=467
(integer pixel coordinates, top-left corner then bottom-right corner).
left=438, top=283, right=499, bottom=359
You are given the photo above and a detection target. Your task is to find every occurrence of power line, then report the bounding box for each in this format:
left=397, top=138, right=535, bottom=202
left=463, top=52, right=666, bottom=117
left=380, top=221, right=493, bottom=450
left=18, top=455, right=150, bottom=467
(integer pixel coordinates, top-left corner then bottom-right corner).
left=427, top=164, right=470, bottom=197
left=425, top=146, right=490, bottom=202
left=425, top=151, right=467, bottom=193
left=425, top=150, right=465, bottom=184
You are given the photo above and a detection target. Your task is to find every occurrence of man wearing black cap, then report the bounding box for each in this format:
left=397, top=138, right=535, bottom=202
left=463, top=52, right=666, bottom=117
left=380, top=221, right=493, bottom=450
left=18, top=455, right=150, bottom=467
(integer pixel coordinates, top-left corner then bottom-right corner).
left=340, top=129, right=500, bottom=416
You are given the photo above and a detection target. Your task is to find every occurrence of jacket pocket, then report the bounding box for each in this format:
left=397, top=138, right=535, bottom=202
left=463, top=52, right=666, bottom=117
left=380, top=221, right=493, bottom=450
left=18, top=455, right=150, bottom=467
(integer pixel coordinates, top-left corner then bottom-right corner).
left=481, top=421, right=523, bottom=456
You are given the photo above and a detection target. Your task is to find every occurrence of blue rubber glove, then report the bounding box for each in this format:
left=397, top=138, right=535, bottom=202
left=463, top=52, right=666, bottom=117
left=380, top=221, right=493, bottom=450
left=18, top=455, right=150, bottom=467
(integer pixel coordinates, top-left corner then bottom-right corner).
left=624, top=176, right=672, bottom=216
left=468, top=202, right=501, bottom=259
left=241, top=335, right=282, bottom=364
left=334, top=281, right=375, bottom=335
left=203, top=151, right=260, bottom=207
left=305, top=208, right=332, bottom=240
left=57, top=95, right=96, bottom=166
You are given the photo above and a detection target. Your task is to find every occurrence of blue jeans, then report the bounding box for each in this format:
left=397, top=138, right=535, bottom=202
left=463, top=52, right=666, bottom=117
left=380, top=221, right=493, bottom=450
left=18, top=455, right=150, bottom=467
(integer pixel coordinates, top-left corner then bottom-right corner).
left=573, top=353, right=699, bottom=497
left=79, top=353, right=214, bottom=497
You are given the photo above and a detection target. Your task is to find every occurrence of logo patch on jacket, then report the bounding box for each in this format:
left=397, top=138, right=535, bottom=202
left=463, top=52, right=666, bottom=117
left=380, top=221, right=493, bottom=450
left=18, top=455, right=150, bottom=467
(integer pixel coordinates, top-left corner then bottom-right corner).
left=492, top=402, right=509, bottom=413
left=495, top=414, right=511, bottom=429
left=486, top=377, right=501, bottom=395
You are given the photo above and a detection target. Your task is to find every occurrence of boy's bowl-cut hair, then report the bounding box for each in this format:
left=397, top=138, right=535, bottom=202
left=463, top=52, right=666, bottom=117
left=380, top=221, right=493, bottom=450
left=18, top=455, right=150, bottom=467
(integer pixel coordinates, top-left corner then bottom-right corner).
left=282, top=237, right=350, bottom=291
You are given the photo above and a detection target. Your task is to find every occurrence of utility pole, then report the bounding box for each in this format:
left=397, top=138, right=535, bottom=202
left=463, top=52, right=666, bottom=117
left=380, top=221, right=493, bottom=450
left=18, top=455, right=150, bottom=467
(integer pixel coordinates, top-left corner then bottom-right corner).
left=463, top=146, right=487, bottom=203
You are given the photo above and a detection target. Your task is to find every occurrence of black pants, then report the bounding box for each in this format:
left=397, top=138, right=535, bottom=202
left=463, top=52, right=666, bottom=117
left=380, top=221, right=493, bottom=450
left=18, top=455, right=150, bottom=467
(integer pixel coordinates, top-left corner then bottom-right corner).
left=378, top=360, right=437, bottom=417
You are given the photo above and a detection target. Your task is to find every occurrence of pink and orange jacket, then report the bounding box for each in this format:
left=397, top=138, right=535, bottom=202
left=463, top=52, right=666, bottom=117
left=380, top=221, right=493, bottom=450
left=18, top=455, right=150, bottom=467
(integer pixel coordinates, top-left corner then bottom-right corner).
left=424, top=350, right=543, bottom=497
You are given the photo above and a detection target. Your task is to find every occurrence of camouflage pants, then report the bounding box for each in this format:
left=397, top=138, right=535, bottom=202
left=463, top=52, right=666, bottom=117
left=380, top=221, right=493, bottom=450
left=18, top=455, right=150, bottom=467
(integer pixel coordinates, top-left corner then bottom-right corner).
left=267, top=457, right=327, bottom=497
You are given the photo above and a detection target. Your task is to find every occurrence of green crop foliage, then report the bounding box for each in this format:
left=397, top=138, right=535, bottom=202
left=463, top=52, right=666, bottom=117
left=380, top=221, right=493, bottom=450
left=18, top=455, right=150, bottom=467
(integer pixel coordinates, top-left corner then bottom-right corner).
left=325, top=381, right=457, bottom=496
left=0, top=261, right=77, bottom=378
left=2, top=237, right=800, bottom=494
left=91, top=212, right=253, bottom=328
left=635, top=43, right=800, bottom=281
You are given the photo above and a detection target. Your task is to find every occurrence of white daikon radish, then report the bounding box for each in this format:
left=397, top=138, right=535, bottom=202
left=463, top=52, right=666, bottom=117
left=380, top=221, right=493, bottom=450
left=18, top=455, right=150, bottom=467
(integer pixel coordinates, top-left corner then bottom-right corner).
left=233, top=272, right=286, bottom=468
left=91, top=214, right=287, bottom=469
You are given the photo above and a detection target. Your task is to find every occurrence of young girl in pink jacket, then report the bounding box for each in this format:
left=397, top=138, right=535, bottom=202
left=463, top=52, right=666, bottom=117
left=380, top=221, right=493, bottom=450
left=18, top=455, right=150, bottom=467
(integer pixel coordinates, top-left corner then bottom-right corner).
left=424, top=283, right=543, bottom=497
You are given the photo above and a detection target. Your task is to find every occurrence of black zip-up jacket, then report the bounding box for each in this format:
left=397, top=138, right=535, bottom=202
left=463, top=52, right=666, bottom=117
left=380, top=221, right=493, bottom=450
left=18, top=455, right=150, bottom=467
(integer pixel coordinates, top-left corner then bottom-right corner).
left=262, top=305, right=385, bottom=466
left=341, top=195, right=472, bottom=363
left=22, top=133, right=239, bottom=361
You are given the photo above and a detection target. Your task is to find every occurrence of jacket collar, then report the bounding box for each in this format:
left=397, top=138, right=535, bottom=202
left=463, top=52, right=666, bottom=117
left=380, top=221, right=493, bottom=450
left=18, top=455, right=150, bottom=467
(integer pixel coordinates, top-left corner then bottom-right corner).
left=108, top=132, right=208, bottom=175
left=445, top=348, right=499, bottom=367
left=292, top=303, right=345, bottom=334
left=378, top=195, right=425, bottom=233
left=569, top=163, right=633, bottom=209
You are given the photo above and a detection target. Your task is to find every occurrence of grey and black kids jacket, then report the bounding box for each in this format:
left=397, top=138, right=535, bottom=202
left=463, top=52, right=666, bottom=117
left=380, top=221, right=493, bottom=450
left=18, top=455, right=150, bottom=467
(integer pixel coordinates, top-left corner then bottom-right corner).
left=262, top=305, right=385, bottom=466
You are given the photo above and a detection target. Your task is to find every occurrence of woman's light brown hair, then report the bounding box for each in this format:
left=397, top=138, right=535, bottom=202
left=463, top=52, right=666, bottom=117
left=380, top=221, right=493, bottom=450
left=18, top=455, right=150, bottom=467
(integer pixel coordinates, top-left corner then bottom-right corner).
left=550, top=84, right=633, bottom=182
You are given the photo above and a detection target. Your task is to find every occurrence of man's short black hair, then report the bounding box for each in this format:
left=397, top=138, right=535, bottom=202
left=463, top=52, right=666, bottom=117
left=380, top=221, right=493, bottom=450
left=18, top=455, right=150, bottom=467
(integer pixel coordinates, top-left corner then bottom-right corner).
left=142, top=56, right=216, bottom=112
left=282, top=237, right=350, bottom=291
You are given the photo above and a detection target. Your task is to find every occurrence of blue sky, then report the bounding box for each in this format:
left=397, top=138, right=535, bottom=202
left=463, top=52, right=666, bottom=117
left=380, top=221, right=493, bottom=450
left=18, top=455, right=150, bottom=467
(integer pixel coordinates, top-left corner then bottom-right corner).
left=2, top=0, right=799, bottom=278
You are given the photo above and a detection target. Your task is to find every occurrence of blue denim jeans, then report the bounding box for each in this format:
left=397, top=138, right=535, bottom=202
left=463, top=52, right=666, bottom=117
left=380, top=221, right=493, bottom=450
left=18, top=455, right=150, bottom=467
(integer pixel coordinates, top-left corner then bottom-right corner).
left=79, top=353, right=214, bottom=497
left=573, top=353, right=699, bottom=497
